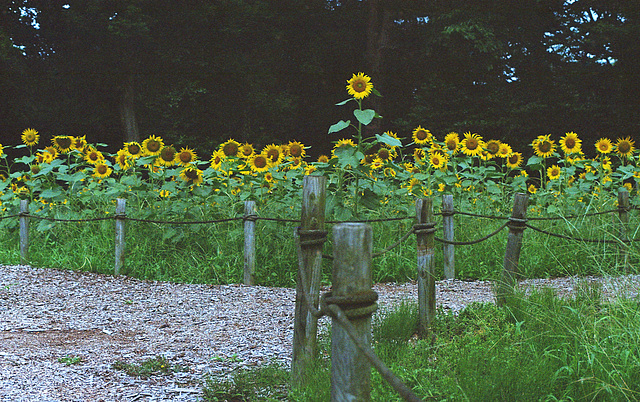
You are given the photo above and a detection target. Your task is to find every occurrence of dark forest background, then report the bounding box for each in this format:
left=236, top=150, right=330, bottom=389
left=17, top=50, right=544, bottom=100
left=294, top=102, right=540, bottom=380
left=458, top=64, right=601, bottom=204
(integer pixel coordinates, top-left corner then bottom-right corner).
left=1, top=0, right=639, bottom=158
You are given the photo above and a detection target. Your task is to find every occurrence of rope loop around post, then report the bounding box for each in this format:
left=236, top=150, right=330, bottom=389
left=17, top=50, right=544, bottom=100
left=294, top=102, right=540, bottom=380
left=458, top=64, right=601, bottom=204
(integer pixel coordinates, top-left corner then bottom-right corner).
left=440, top=209, right=455, bottom=217
left=243, top=213, right=258, bottom=222
left=507, top=217, right=527, bottom=231
left=321, top=290, right=378, bottom=320
left=297, top=228, right=328, bottom=247
left=413, top=222, right=436, bottom=235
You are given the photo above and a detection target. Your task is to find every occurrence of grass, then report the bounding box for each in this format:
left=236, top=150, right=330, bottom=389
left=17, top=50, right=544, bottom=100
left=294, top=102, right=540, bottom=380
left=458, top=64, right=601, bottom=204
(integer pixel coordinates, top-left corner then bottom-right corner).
left=112, top=355, right=190, bottom=378
left=201, top=285, right=640, bottom=401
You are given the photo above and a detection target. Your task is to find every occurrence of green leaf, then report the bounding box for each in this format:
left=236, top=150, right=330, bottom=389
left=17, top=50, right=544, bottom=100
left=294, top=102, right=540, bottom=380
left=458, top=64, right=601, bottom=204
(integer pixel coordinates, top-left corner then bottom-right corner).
left=335, top=98, right=354, bottom=106
left=328, top=120, right=351, bottom=134
left=375, top=133, right=402, bottom=148
left=353, top=109, right=375, bottom=125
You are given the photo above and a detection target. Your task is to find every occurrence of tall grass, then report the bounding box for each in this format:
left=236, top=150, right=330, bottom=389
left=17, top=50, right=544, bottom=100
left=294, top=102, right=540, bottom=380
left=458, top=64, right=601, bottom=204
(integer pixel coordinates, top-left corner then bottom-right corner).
left=203, top=286, right=640, bottom=401
left=0, top=194, right=637, bottom=286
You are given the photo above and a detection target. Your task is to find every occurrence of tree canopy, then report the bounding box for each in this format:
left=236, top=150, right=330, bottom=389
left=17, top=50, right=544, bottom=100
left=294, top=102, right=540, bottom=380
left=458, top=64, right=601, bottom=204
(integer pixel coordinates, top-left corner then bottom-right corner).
left=2, top=0, right=638, bottom=157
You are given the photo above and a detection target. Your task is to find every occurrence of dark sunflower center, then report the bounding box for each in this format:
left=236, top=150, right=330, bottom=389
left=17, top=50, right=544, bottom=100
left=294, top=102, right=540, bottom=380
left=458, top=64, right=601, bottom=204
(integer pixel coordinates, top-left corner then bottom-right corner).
left=289, top=145, right=303, bottom=157
left=416, top=130, right=428, bottom=140
left=446, top=140, right=457, bottom=150
left=223, top=143, right=239, bottom=157
left=619, top=142, right=631, bottom=153
left=26, top=133, right=35, bottom=141
left=241, top=146, right=252, bottom=156
left=97, top=165, right=108, bottom=174
left=185, top=169, right=198, bottom=179
left=128, top=144, right=141, bottom=154
left=179, top=152, right=192, bottom=163
left=508, top=154, right=519, bottom=164
left=254, top=156, right=267, bottom=169
left=161, top=148, right=176, bottom=161
left=466, top=139, right=478, bottom=150
left=147, top=140, right=161, bottom=152
left=487, top=142, right=499, bottom=154
left=353, top=80, right=366, bottom=92
left=539, top=141, right=552, bottom=153
left=31, top=165, right=41, bottom=174
left=565, top=138, right=576, bottom=148
left=378, top=149, right=390, bottom=160
left=57, top=137, right=72, bottom=149
left=266, top=149, right=280, bottom=161
left=89, top=152, right=99, bottom=161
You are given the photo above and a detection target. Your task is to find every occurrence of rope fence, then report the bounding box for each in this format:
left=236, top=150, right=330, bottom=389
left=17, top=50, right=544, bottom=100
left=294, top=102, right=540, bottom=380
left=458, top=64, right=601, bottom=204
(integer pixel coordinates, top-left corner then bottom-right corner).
left=3, top=179, right=638, bottom=400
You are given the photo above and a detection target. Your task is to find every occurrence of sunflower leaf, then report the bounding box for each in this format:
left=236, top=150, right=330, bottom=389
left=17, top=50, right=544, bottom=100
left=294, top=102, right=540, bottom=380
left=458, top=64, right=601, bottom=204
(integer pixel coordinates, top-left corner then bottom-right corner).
left=335, top=98, right=354, bottom=106
left=328, top=120, right=351, bottom=134
left=375, top=133, right=402, bottom=148
left=353, top=109, right=376, bottom=126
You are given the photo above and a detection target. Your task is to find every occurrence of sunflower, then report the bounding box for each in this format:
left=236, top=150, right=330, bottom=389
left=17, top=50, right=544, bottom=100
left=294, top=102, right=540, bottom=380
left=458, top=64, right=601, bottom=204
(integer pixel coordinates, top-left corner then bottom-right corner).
left=238, top=143, right=255, bottom=159
left=412, top=126, right=432, bottom=145
left=114, top=149, right=132, bottom=170
left=444, top=132, right=460, bottom=154
left=413, top=148, right=427, bottom=164
left=615, top=136, right=635, bottom=158
left=287, top=156, right=304, bottom=170
left=217, top=139, right=239, bottom=158
left=370, top=158, right=384, bottom=170
left=210, top=150, right=225, bottom=170
left=506, top=152, right=523, bottom=169
left=346, top=72, right=373, bottom=99
left=317, top=154, right=330, bottom=163
left=264, top=172, right=275, bottom=183
left=123, top=142, right=143, bottom=159
left=565, top=153, right=584, bottom=165
left=176, top=147, right=197, bottom=166
left=260, top=143, right=283, bottom=165
left=532, top=134, right=556, bottom=158
left=287, top=141, right=306, bottom=158
left=84, top=147, right=104, bottom=165
left=52, top=135, right=74, bottom=153
left=21, top=128, right=39, bottom=146
left=142, top=135, right=164, bottom=156
left=547, top=165, right=562, bottom=180
left=376, top=146, right=396, bottom=162
left=93, top=162, right=113, bottom=179
left=72, top=136, right=88, bottom=152
left=248, top=153, right=270, bottom=173
left=485, top=139, right=501, bottom=158
left=384, top=167, right=396, bottom=178
left=559, top=132, right=582, bottom=154
left=44, top=146, right=58, bottom=160
left=497, top=143, right=512, bottom=158
left=594, top=137, right=612, bottom=154
left=179, top=166, right=204, bottom=185
left=601, top=156, right=612, bottom=171
left=158, top=146, right=177, bottom=167
left=461, top=132, right=484, bottom=157
left=528, top=184, right=537, bottom=194
left=332, top=138, right=357, bottom=156
left=158, top=189, right=171, bottom=198
left=36, top=151, right=54, bottom=164
left=429, top=152, right=448, bottom=169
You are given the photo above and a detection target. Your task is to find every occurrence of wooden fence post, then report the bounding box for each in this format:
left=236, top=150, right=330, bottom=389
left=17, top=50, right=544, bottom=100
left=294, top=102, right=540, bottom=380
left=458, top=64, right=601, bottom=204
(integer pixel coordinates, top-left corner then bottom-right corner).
left=114, top=198, right=126, bottom=276
left=292, top=175, right=326, bottom=386
left=243, top=201, right=257, bottom=286
left=442, top=194, right=455, bottom=279
left=331, top=223, right=373, bottom=402
left=19, top=199, right=29, bottom=265
left=497, top=193, right=529, bottom=306
left=617, top=188, right=630, bottom=273
left=416, top=198, right=436, bottom=338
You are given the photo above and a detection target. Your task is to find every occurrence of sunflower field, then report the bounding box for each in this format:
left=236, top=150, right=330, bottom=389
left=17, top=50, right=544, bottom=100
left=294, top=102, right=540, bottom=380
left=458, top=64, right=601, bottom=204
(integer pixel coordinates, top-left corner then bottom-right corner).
left=1, top=73, right=638, bottom=285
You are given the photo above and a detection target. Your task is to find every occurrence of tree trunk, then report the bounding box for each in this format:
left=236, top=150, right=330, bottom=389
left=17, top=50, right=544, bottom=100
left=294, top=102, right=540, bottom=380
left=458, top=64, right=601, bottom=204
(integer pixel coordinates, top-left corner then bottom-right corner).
left=365, top=0, right=391, bottom=136
left=119, top=74, right=140, bottom=142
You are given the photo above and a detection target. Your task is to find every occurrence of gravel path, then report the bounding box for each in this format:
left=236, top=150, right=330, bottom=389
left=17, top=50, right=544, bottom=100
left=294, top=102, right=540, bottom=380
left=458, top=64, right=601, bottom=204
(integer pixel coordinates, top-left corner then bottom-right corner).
left=1, top=264, right=638, bottom=401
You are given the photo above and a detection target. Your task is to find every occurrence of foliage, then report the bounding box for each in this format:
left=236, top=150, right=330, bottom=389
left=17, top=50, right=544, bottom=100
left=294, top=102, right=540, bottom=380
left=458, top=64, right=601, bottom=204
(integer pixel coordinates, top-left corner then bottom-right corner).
left=112, top=355, right=189, bottom=378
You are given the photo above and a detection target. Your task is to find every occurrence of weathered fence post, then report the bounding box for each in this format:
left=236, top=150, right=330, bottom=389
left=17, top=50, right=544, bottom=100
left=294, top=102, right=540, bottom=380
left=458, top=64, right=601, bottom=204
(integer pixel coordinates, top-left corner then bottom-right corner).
left=331, top=223, right=373, bottom=402
left=442, top=194, right=455, bottom=279
left=114, top=198, right=126, bottom=275
left=617, top=188, right=630, bottom=273
left=292, top=175, right=326, bottom=386
left=416, top=198, right=436, bottom=338
left=497, top=193, right=529, bottom=306
left=19, top=199, right=29, bottom=265
left=243, top=201, right=257, bottom=286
